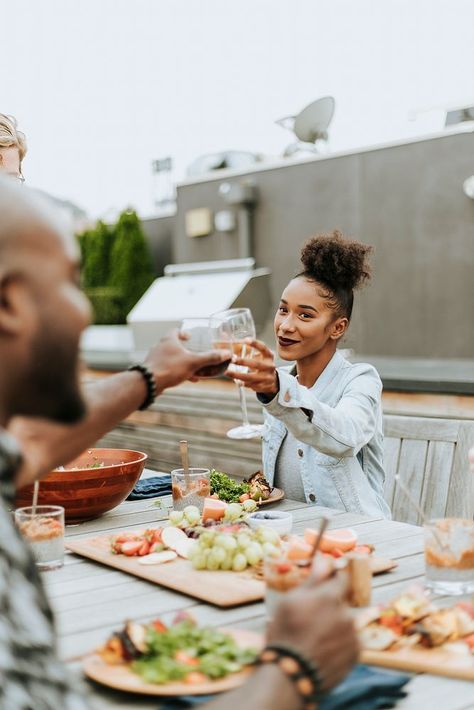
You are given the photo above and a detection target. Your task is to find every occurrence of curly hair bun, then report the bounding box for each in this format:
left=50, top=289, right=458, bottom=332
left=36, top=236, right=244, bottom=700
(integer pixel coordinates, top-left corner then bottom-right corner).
left=300, top=230, right=372, bottom=293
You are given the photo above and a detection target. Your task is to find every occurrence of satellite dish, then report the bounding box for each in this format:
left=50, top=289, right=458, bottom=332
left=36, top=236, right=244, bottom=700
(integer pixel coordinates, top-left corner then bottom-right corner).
left=276, top=96, right=335, bottom=157
left=293, top=96, right=335, bottom=143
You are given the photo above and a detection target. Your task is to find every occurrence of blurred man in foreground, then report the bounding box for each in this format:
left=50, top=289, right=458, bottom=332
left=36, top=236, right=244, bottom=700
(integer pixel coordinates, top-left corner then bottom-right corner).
left=0, top=176, right=357, bottom=706
left=0, top=112, right=227, bottom=487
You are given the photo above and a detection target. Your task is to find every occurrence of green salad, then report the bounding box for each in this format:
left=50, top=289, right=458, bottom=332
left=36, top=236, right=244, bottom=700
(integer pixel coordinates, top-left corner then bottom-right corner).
left=131, top=621, right=257, bottom=684
left=210, top=470, right=250, bottom=503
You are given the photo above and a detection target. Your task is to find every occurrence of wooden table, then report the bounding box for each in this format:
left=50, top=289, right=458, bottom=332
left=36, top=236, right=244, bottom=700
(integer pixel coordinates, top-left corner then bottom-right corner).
left=43, top=481, right=474, bottom=709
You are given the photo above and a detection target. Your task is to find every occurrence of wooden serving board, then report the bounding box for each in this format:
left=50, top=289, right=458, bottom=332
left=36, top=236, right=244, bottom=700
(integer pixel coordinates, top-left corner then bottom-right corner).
left=361, top=647, right=474, bottom=682
left=66, top=535, right=265, bottom=608
left=84, top=628, right=263, bottom=696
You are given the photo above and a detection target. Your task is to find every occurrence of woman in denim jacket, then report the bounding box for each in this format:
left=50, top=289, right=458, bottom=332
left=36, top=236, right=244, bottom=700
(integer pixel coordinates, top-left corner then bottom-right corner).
left=233, top=232, right=391, bottom=518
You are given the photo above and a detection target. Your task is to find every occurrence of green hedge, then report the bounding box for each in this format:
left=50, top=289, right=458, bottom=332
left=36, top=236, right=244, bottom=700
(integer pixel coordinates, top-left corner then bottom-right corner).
left=78, top=210, right=155, bottom=325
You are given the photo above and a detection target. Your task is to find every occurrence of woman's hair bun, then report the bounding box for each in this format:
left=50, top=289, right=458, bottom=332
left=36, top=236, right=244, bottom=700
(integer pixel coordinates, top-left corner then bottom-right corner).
left=300, top=230, right=372, bottom=293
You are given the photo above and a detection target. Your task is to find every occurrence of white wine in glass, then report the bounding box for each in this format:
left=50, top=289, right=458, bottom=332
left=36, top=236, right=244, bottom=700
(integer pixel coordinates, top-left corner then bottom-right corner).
left=212, top=308, right=263, bottom=440
left=180, top=318, right=232, bottom=377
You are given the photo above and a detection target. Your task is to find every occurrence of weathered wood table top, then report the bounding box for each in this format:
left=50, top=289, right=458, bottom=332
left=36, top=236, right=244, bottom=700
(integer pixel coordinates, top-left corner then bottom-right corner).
left=43, top=476, right=474, bottom=709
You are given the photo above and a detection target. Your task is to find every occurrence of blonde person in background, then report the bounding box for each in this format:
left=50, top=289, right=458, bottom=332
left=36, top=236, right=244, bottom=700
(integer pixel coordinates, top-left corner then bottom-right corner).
left=0, top=112, right=231, bottom=488
left=0, top=113, right=27, bottom=182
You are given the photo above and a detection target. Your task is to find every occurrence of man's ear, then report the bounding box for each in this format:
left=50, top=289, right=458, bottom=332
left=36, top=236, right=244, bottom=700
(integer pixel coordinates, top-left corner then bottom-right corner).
left=0, top=275, right=30, bottom=336
left=330, top=316, right=349, bottom=341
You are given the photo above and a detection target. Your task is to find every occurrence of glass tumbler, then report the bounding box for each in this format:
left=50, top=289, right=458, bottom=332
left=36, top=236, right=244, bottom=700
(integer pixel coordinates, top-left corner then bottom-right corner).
left=424, top=518, right=474, bottom=595
left=171, top=468, right=211, bottom=512
left=15, top=505, right=65, bottom=570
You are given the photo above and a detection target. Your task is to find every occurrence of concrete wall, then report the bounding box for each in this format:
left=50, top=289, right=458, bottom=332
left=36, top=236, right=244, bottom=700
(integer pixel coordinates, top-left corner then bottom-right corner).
left=141, top=214, right=174, bottom=276
left=146, top=131, right=474, bottom=359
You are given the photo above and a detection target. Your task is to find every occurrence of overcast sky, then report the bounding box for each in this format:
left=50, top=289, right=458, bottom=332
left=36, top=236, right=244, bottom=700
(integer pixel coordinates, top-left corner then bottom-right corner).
left=1, top=0, right=473, bottom=219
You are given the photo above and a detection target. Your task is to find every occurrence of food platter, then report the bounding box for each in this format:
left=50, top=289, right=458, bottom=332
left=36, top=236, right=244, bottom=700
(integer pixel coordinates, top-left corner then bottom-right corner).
left=83, top=628, right=263, bottom=696
left=356, top=590, right=474, bottom=681
left=66, top=534, right=266, bottom=607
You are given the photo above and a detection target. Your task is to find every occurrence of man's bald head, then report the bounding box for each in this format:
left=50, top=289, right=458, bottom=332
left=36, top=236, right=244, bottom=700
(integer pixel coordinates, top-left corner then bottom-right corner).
left=0, top=174, right=90, bottom=425
left=0, top=174, right=76, bottom=267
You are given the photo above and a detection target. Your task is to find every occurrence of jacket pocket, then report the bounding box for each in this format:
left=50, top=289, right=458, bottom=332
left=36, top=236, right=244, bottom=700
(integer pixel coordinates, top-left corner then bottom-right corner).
left=328, top=464, right=363, bottom=514
left=313, top=451, right=345, bottom=468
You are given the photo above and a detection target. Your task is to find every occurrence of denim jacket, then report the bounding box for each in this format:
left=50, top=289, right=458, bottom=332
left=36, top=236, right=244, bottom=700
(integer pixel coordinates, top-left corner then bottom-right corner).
left=259, top=351, right=391, bottom=518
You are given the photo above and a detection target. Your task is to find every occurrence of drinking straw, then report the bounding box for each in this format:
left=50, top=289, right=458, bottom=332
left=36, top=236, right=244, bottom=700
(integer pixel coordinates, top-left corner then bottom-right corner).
left=179, top=440, right=190, bottom=490
left=301, top=516, right=329, bottom=568
left=310, top=516, right=329, bottom=560
left=32, top=481, right=39, bottom=514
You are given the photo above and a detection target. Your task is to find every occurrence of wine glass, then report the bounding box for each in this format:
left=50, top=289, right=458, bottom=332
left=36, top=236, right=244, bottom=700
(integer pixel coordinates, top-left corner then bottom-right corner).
left=212, top=308, right=264, bottom=440
left=179, top=318, right=232, bottom=378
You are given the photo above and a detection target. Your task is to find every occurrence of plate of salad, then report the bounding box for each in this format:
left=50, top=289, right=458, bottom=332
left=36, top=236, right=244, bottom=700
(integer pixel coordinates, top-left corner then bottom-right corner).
left=210, top=470, right=283, bottom=506
left=85, top=614, right=262, bottom=695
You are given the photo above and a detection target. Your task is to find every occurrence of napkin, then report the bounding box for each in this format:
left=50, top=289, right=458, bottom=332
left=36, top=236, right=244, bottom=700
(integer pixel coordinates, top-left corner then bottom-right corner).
left=159, top=665, right=411, bottom=710
left=127, top=474, right=172, bottom=500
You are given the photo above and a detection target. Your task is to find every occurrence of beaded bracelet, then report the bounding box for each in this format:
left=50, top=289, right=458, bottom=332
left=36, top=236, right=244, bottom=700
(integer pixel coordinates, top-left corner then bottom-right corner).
left=127, top=364, right=157, bottom=410
left=258, top=643, right=323, bottom=710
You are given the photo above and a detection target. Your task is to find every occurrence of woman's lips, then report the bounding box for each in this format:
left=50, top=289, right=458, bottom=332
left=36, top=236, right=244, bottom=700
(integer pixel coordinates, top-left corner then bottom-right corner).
left=278, top=336, right=300, bottom=347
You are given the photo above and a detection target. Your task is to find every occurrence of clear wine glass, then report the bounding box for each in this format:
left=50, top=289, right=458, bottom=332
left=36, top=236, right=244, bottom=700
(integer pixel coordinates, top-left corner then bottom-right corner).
left=179, top=318, right=232, bottom=378
left=212, top=308, right=264, bottom=439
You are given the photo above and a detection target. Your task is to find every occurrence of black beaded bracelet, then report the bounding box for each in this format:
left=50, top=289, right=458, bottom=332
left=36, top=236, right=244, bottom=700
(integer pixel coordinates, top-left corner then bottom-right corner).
left=258, top=643, right=323, bottom=710
left=128, top=364, right=157, bottom=410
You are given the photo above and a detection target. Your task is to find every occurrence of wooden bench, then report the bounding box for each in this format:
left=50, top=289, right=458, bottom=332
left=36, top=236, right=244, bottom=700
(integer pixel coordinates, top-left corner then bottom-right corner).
left=383, top=415, right=474, bottom=524
left=98, top=384, right=474, bottom=522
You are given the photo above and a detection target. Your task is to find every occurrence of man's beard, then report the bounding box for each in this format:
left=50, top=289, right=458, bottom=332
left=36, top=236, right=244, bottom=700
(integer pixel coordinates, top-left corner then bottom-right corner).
left=23, top=324, right=87, bottom=424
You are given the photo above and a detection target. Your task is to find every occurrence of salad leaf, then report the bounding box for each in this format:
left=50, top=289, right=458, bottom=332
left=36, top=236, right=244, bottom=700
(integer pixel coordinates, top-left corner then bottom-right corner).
left=210, top=470, right=249, bottom=503
left=131, top=621, right=257, bottom=684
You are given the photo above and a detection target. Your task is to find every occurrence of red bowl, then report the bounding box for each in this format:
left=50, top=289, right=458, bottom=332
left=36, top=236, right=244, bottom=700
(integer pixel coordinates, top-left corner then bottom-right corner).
left=16, top=448, right=147, bottom=523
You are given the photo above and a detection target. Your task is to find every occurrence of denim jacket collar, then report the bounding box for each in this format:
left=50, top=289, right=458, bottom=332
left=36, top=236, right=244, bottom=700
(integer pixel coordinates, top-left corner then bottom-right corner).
left=290, top=350, right=345, bottom=398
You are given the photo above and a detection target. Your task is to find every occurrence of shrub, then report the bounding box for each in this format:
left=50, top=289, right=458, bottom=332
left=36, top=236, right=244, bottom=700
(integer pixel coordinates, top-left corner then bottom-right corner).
left=79, top=210, right=155, bottom=324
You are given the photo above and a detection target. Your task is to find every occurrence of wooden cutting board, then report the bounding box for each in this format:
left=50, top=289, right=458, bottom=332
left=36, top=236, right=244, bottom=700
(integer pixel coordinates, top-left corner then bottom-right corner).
left=66, top=535, right=265, bottom=607
left=361, top=647, right=474, bottom=682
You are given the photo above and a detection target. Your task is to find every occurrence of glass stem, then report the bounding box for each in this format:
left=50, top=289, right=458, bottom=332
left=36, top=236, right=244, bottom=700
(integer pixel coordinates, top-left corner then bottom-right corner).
left=237, top=381, right=250, bottom=427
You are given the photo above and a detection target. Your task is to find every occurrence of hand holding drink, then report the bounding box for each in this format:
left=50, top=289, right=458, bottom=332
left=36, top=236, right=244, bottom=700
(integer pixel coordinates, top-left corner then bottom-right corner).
left=179, top=318, right=232, bottom=377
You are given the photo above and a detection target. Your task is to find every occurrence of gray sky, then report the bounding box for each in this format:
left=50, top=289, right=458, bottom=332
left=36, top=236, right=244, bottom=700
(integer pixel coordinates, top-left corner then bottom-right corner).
left=2, top=0, right=473, bottom=218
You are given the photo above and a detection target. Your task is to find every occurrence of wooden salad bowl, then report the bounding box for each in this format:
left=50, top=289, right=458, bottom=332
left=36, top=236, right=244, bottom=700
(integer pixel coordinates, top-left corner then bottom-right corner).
left=16, top=448, right=147, bottom=523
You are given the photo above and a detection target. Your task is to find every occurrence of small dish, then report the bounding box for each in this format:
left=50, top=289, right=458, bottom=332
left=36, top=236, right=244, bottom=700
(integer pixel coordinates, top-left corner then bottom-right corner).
left=246, top=510, right=293, bottom=536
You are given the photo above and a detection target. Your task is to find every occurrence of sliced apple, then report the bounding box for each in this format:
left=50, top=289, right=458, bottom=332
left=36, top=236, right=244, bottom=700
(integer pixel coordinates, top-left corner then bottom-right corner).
left=173, top=538, right=196, bottom=560
left=161, top=525, right=188, bottom=551
left=138, top=550, right=178, bottom=565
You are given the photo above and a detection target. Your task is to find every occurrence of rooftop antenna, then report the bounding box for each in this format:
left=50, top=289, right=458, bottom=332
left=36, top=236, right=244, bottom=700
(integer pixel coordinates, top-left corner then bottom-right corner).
left=276, top=96, right=335, bottom=157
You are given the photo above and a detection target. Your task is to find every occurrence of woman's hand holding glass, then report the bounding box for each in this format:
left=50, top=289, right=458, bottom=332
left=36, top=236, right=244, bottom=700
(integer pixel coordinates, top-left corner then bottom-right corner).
left=230, top=338, right=279, bottom=397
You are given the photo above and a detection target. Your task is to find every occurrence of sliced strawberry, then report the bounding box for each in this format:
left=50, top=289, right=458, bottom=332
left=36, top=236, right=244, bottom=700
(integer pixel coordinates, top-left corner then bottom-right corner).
left=138, top=541, right=151, bottom=556
left=121, top=540, right=143, bottom=556
left=115, top=533, right=139, bottom=544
